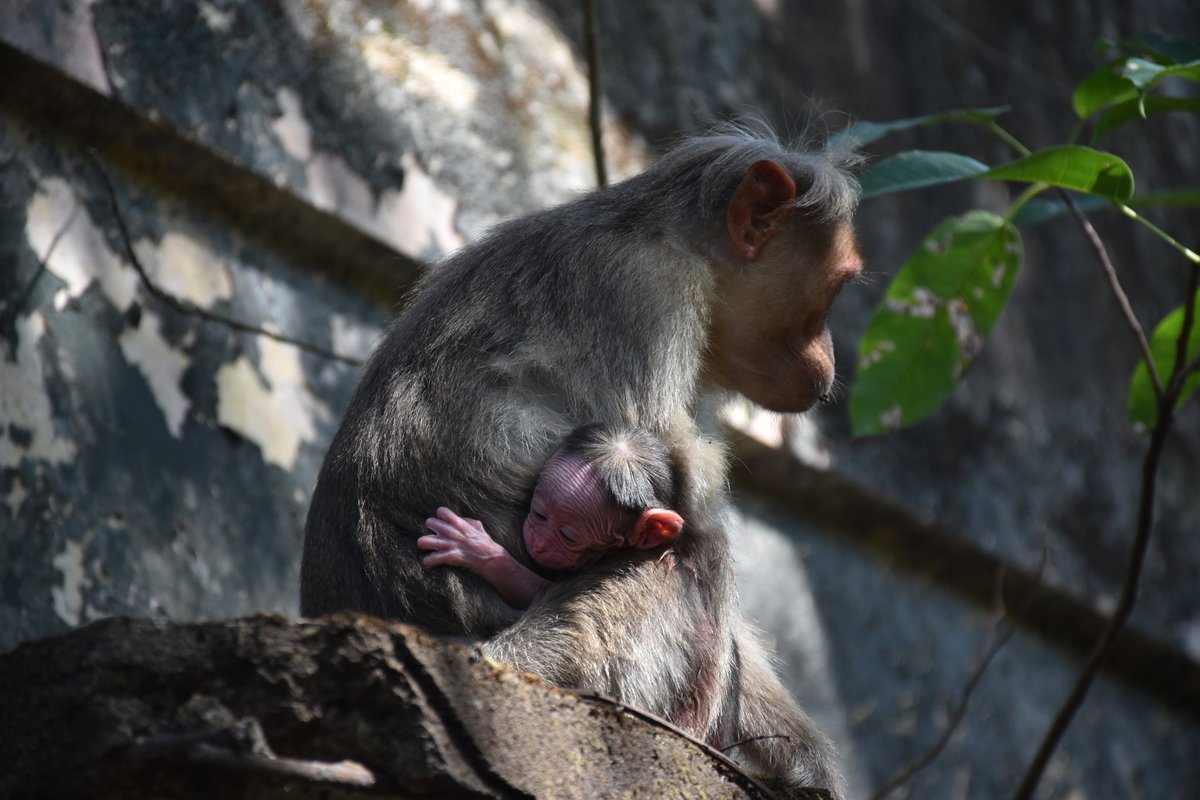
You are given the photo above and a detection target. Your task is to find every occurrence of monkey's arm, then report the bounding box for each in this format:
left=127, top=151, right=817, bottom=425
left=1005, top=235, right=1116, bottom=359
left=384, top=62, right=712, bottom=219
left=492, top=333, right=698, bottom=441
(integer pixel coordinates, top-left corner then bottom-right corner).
left=420, top=507, right=552, bottom=610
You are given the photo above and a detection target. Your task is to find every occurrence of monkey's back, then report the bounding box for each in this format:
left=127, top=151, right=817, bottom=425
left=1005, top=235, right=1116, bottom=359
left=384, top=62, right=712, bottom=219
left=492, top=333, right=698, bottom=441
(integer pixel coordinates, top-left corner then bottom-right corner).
left=300, top=196, right=708, bottom=634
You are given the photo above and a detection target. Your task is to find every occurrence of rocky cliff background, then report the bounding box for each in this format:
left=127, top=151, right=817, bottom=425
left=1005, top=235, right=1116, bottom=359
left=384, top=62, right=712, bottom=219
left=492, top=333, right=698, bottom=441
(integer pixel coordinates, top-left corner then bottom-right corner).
left=2, top=1, right=1198, bottom=797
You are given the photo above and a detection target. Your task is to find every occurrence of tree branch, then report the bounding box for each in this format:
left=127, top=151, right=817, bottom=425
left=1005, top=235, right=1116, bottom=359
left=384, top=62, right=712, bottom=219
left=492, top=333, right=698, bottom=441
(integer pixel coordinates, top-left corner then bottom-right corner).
left=3, top=204, right=79, bottom=327
left=128, top=728, right=383, bottom=789
left=1011, top=186, right=1200, bottom=799
left=1012, top=392, right=1174, bottom=798
left=1167, top=260, right=1199, bottom=397
left=721, top=734, right=792, bottom=753
left=1062, top=191, right=1162, bottom=400
left=871, top=556, right=1043, bottom=800
left=573, top=688, right=782, bottom=799
left=583, top=0, right=607, bottom=188
left=2, top=615, right=773, bottom=798
left=89, top=155, right=364, bottom=367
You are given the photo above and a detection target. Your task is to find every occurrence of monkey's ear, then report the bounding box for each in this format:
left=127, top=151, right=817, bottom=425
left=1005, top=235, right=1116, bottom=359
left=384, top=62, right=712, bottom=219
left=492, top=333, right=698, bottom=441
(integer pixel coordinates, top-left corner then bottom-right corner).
left=726, top=160, right=797, bottom=261
left=630, top=509, right=684, bottom=549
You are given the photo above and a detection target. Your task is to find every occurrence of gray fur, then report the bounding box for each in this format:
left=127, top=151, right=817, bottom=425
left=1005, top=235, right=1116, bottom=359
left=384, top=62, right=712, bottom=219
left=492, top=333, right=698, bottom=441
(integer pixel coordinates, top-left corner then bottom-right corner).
left=300, top=129, right=855, bottom=798
left=558, top=422, right=677, bottom=516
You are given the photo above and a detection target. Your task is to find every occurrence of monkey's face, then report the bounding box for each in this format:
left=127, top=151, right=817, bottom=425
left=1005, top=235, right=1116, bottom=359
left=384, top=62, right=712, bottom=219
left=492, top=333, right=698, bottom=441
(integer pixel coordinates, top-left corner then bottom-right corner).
left=523, top=452, right=626, bottom=571
left=705, top=220, right=861, bottom=413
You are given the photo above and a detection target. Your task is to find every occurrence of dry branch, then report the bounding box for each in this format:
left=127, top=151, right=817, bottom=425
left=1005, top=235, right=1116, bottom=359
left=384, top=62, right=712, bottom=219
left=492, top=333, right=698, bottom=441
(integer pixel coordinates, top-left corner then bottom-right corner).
left=0, top=613, right=805, bottom=799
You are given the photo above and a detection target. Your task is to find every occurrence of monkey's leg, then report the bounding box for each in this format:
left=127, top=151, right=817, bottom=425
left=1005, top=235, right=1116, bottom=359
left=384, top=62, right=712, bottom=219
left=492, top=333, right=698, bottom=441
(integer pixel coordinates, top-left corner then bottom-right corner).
left=480, top=560, right=706, bottom=721
left=723, top=626, right=847, bottom=800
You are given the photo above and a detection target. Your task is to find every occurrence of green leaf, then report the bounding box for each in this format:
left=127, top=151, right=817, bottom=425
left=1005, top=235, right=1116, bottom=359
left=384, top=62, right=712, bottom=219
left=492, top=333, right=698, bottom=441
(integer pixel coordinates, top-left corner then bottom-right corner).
left=1121, top=58, right=1168, bottom=90
left=859, top=151, right=990, bottom=199
left=1128, top=290, right=1200, bottom=428
left=1113, top=56, right=1200, bottom=121
left=834, top=107, right=1010, bottom=147
left=981, top=146, right=1134, bottom=201
left=1074, top=37, right=1200, bottom=121
left=1093, top=96, right=1200, bottom=139
left=851, top=211, right=1023, bottom=436
left=1118, top=57, right=1200, bottom=117
left=1121, top=57, right=1200, bottom=90
left=1073, top=64, right=1138, bottom=118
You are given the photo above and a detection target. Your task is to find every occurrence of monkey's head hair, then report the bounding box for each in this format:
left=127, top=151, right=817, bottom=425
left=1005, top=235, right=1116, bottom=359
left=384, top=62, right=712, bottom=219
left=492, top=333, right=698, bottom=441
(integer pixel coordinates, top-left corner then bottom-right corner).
left=558, top=422, right=679, bottom=517
left=642, top=119, right=862, bottom=237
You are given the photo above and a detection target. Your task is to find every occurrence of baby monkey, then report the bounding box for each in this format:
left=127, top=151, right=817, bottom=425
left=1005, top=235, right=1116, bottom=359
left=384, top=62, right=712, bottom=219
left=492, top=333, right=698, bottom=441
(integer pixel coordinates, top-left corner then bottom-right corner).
left=419, top=423, right=684, bottom=609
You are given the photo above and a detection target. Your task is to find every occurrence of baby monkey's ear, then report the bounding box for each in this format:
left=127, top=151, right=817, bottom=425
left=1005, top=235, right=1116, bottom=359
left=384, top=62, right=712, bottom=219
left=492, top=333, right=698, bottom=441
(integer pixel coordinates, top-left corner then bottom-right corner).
left=630, top=509, right=684, bottom=549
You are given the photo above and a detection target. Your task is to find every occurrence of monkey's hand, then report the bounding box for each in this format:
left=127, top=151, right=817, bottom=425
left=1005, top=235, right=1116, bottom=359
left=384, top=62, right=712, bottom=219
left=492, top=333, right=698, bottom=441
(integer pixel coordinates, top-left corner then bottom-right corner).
left=419, top=507, right=508, bottom=572
left=420, top=507, right=550, bottom=610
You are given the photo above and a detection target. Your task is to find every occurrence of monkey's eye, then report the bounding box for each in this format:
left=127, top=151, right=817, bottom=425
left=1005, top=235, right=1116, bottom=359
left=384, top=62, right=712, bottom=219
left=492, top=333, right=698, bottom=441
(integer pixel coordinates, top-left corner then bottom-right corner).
left=531, top=508, right=546, bottom=521
left=831, top=273, right=859, bottom=301
left=559, top=526, right=578, bottom=544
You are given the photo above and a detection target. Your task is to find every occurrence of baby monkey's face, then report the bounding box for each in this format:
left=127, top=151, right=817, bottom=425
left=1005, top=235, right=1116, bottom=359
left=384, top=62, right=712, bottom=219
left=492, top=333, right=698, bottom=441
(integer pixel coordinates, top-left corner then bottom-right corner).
left=522, top=449, right=629, bottom=571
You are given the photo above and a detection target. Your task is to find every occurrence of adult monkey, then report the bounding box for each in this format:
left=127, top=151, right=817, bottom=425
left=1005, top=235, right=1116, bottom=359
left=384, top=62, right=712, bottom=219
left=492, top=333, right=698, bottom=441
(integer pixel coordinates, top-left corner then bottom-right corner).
left=301, top=128, right=861, bottom=796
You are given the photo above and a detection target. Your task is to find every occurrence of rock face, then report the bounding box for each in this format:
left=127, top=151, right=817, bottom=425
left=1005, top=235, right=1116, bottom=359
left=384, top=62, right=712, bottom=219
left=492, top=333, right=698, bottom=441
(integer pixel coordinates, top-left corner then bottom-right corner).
left=1, top=1, right=1199, bottom=797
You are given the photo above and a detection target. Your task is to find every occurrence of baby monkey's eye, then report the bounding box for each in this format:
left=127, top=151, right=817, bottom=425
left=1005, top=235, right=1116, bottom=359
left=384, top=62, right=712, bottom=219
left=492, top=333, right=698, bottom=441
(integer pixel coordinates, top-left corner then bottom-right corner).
left=559, top=526, right=578, bottom=543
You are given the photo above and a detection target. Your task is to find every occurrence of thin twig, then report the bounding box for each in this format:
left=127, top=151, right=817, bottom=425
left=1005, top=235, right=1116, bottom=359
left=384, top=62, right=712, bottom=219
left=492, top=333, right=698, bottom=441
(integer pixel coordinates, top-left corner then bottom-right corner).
left=583, top=0, right=607, bottom=188
left=1168, top=260, right=1200, bottom=398
left=1012, top=187, right=1196, bottom=799
left=984, top=125, right=1161, bottom=396
left=189, top=744, right=379, bottom=786
left=870, top=555, right=1043, bottom=800
left=985, top=125, right=1160, bottom=398
left=720, top=734, right=792, bottom=754
left=3, top=204, right=79, bottom=326
left=1165, top=258, right=1200, bottom=406
left=89, top=156, right=363, bottom=367
left=129, top=729, right=382, bottom=788
left=572, top=688, right=781, bottom=799
left=1062, top=191, right=1162, bottom=400
left=1011, top=378, right=1178, bottom=799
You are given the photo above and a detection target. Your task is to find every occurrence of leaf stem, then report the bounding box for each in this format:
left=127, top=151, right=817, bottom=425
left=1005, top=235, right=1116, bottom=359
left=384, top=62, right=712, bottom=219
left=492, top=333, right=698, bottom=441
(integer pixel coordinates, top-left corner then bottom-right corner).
left=1005, top=184, right=1047, bottom=223
left=1116, top=203, right=1200, bottom=265
left=986, top=122, right=1032, bottom=157
left=1066, top=117, right=1087, bottom=147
